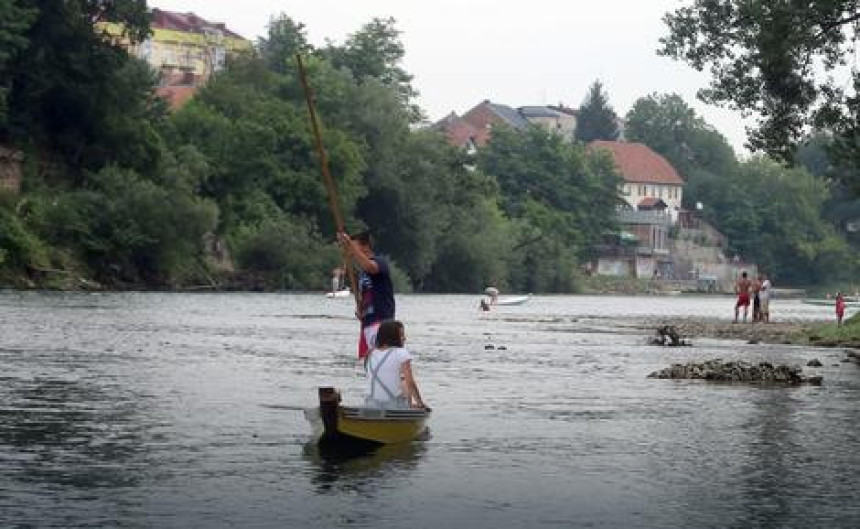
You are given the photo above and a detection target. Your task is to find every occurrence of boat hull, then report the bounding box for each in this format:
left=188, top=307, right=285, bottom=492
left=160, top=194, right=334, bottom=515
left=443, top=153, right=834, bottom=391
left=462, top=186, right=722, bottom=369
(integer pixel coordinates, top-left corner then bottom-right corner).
left=495, top=295, right=530, bottom=306
left=307, top=388, right=430, bottom=449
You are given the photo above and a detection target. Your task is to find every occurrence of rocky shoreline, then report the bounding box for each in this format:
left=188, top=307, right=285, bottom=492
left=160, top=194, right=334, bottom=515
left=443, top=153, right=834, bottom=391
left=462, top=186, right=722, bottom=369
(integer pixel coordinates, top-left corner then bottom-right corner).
left=648, top=359, right=823, bottom=385
left=632, top=316, right=815, bottom=345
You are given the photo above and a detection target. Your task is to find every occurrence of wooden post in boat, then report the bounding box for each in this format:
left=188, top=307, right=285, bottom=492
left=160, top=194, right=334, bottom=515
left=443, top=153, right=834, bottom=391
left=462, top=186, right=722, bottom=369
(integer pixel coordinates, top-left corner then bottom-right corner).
left=318, top=386, right=341, bottom=439
left=295, top=54, right=362, bottom=310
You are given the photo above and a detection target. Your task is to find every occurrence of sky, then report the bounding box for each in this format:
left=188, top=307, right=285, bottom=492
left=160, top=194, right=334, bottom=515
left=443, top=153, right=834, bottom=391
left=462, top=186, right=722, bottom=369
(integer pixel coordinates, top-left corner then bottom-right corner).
left=149, top=0, right=753, bottom=154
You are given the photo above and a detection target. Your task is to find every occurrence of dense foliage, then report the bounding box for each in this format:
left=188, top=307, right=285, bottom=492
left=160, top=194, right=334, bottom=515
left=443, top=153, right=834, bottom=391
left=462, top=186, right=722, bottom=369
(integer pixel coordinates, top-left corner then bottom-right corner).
left=574, top=80, right=619, bottom=143
left=0, top=6, right=620, bottom=292
left=659, top=0, right=860, bottom=176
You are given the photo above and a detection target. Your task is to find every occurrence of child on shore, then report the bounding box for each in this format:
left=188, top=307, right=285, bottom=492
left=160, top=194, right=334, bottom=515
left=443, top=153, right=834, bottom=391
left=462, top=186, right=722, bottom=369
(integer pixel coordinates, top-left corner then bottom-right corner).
left=836, top=292, right=846, bottom=326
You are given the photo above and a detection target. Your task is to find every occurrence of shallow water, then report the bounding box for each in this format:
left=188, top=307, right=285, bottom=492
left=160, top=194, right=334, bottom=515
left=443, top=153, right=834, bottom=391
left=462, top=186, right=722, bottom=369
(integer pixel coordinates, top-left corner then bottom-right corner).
left=1, top=292, right=858, bottom=528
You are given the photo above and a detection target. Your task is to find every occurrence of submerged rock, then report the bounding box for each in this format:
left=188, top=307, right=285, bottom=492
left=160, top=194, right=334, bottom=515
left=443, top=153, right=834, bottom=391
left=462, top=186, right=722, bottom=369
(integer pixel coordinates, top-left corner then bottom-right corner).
left=807, top=358, right=823, bottom=367
left=647, top=359, right=821, bottom=385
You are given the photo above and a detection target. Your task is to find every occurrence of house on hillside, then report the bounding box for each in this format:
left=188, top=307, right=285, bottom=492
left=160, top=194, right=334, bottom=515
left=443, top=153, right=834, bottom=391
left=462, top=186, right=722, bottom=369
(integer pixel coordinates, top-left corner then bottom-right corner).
left=518, top=105, right=577, bottom=141
left=436, top=100, right=560, bottom=148
left=102, top=9, right=251, bottom=109
left=589, top=141, right=684, bottom=220
left=589, top=141, right=754, bottom=287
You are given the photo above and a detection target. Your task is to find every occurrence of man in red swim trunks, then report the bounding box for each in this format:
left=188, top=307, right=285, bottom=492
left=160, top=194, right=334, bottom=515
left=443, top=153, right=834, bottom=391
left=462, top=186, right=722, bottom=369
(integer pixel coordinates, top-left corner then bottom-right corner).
left=734, top=271, right=752, bottom=323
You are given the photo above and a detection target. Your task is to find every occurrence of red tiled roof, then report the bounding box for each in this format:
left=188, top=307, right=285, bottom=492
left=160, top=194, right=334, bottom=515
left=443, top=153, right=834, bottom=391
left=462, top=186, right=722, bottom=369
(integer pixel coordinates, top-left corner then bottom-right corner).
left=435, top=113, right=482, bottom=148
left=589, top=141, right=684, bottom=185
left=151, top=9, right=244, bottom=40
left=638, top=197, right=668, bottom=208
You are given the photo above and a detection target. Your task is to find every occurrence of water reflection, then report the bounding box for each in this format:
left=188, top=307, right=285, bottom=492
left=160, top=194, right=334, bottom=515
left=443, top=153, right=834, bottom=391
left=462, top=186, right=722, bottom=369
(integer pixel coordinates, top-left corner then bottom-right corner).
left=738, top=389, right=799, bottom=529
left=303, top=440, right=427, bottom=495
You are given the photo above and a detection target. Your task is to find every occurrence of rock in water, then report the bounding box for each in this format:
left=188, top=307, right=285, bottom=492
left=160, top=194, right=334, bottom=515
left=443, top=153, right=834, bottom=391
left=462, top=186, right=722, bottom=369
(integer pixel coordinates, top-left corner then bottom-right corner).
left=807, top=358, right=823, bottom=367
left=650, top=325, right=692, bottom=347
left=647, top=359, right=821, bottom=385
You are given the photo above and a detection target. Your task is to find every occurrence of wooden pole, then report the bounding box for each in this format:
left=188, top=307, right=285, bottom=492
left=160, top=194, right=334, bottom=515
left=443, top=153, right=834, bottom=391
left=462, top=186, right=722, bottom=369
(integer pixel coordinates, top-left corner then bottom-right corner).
left=295, top=54, right=362, bottom=309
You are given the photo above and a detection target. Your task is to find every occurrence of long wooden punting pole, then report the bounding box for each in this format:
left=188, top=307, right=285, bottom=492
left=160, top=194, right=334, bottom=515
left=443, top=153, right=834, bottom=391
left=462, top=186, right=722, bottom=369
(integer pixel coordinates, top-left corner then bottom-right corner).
left=295, top=54, right=362, bottom=309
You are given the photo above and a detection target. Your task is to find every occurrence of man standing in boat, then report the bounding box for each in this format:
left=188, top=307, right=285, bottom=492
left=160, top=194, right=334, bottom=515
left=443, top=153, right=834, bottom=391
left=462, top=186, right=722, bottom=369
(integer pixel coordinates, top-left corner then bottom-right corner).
left=337, top=231, right=395, bottom=359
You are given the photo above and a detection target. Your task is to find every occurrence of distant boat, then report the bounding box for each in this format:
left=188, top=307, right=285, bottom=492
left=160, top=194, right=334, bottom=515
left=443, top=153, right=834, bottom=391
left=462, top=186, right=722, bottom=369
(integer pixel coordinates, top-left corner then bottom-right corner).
left=325, top=288, right=351, bottom=298
left=305, top=387, right=430, bottom=450
left=495, top=294, right=531, bottom=306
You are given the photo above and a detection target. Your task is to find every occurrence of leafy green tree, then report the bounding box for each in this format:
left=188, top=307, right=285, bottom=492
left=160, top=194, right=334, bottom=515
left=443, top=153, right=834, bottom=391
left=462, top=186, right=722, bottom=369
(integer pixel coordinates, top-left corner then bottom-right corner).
left=324, top=17, right=420, bottom=121
left=694, top=158, right=856, bottom=283
left=2, top=0, right=157, bottom=177
left=0, top=0, right=36, bottom=127
left=258, top=13, right=310, bottom=74
left=575, top=80, right=620, bottom=142
left=41, top=165, right=218, bottom=285
left=659, top=1, right=860, bottom=167
left=625, top=93, right=736, bottom=209
left=625, top=93, right=735, bottom=178
left=479, top=126, right=621, bottom=291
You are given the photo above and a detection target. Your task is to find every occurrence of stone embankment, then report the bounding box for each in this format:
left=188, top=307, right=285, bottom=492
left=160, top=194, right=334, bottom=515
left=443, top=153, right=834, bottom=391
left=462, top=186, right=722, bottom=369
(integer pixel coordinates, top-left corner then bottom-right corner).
left=648, top=359, right=823, bottom=385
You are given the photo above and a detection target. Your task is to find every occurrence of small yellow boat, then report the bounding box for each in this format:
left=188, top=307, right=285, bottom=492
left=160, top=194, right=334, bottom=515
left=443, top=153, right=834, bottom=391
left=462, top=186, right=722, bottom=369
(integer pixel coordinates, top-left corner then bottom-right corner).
left=305, top=387, right=430, bottom=450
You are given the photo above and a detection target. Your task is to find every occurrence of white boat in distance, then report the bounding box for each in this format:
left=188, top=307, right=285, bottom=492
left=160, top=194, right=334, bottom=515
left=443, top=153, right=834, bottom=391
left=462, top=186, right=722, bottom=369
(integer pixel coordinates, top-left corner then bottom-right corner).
left=494, top=294, right=531, bottom=306
left=326, top=288, right=351, bottom=298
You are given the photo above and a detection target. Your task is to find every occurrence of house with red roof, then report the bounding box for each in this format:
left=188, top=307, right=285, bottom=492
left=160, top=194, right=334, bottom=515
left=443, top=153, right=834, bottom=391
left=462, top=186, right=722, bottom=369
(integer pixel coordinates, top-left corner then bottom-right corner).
left=589, top=141, right=684, bottom=218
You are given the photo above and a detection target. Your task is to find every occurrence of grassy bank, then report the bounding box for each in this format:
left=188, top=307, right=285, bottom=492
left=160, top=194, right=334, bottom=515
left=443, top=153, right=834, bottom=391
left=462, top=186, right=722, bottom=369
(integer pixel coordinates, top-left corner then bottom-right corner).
left=803, top=313, right=860, bottom=348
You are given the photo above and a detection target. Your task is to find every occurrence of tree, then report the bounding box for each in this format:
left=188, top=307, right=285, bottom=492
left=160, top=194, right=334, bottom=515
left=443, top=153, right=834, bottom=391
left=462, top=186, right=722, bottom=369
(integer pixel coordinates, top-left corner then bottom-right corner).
left=692, top=157, right=856, bottom=284
left=575, top=80, right=620, bottom=142
left=625, top=93, right=736, bottom=209
left=625, top=93, right=735, bottom=177
left=1, top=0, right=156, bottom=177
left=0, top=0, right=36, bottom=127
left=479, top=126, right=622, bottom=291
left=324, top=17, right=421, bottom=121
left=659, top=1, right=860, bottom=167
left=258, top=14, right=310, bottom=74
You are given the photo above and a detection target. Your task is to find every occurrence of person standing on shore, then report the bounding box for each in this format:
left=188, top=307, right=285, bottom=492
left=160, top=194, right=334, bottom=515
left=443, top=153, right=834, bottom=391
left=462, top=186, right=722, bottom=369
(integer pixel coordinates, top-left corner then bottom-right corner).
left=759, top=273, right=772, bottom=323
left=734, top=271, right=752, bottom=323
left=751, top=275, right=762, bottom=322
left=836, top=292, right=846, bottom=325
left=337, top=231, right=395, bottom=359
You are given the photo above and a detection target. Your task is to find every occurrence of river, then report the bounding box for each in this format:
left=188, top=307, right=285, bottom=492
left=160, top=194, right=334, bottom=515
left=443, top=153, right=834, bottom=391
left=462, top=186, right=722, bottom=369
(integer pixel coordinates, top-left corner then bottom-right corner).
left=1, top=292, right=858, bottom=528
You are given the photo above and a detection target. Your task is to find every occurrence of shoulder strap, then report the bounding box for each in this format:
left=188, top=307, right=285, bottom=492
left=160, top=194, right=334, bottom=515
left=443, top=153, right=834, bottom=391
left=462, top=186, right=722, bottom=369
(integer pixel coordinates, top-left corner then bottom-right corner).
left=369, top=348, right=397, bottom=401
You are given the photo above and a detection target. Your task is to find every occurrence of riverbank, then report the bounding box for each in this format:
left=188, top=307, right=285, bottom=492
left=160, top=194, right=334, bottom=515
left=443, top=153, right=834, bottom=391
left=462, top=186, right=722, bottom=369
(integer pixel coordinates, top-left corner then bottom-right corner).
left=628, top=314, right=860, bottom=351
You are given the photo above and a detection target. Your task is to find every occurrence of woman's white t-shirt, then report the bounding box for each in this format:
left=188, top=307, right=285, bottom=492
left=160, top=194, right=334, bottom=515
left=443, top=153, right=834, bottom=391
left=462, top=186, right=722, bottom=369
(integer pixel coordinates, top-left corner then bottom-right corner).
left=365, top=347, right=412, bottom=408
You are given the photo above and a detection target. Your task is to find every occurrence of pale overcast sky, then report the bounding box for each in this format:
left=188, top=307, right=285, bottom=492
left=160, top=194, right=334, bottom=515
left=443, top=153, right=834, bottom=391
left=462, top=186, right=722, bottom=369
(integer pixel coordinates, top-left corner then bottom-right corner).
left=149, top=0, right=753, bottom=153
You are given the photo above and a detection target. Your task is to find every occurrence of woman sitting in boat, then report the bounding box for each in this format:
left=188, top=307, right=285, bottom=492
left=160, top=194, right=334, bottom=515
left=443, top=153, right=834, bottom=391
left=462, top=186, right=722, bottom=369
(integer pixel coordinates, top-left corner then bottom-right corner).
left=365, top=320, right=429, bottom=410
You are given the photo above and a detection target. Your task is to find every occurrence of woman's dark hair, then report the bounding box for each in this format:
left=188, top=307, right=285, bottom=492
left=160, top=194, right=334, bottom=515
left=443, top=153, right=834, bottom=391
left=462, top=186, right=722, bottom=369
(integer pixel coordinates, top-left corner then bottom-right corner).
left=376, top=320, right=404, bottom=348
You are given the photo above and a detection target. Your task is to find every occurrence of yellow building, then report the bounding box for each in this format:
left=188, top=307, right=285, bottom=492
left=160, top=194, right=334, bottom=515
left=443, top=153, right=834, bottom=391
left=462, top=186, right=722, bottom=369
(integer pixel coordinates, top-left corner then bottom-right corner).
left=103, top=9, right=251, bottom=107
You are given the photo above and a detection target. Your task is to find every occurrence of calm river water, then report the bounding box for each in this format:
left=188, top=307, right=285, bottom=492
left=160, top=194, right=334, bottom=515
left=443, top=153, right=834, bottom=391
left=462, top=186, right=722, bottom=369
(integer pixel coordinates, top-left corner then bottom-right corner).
left=1, top=292, right=858, bottom=528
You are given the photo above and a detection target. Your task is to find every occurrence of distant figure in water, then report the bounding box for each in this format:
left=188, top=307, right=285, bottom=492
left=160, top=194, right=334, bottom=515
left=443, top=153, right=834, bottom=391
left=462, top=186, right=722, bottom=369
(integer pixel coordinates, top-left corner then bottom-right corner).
left=484, top=286, right=499, bottom=305
left=836, top=292, right=846, bottom=326
left=331, top=266, right=343, bottom=294
left=365, top=320, right=429, bottom=410
left=479, top=298, right=491, bottom=311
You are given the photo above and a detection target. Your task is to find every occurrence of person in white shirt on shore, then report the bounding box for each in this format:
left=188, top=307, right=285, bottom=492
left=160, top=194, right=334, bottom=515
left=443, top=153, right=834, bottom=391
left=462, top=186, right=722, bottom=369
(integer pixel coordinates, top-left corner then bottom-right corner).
left=758, top=273, right=772, bottom=323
